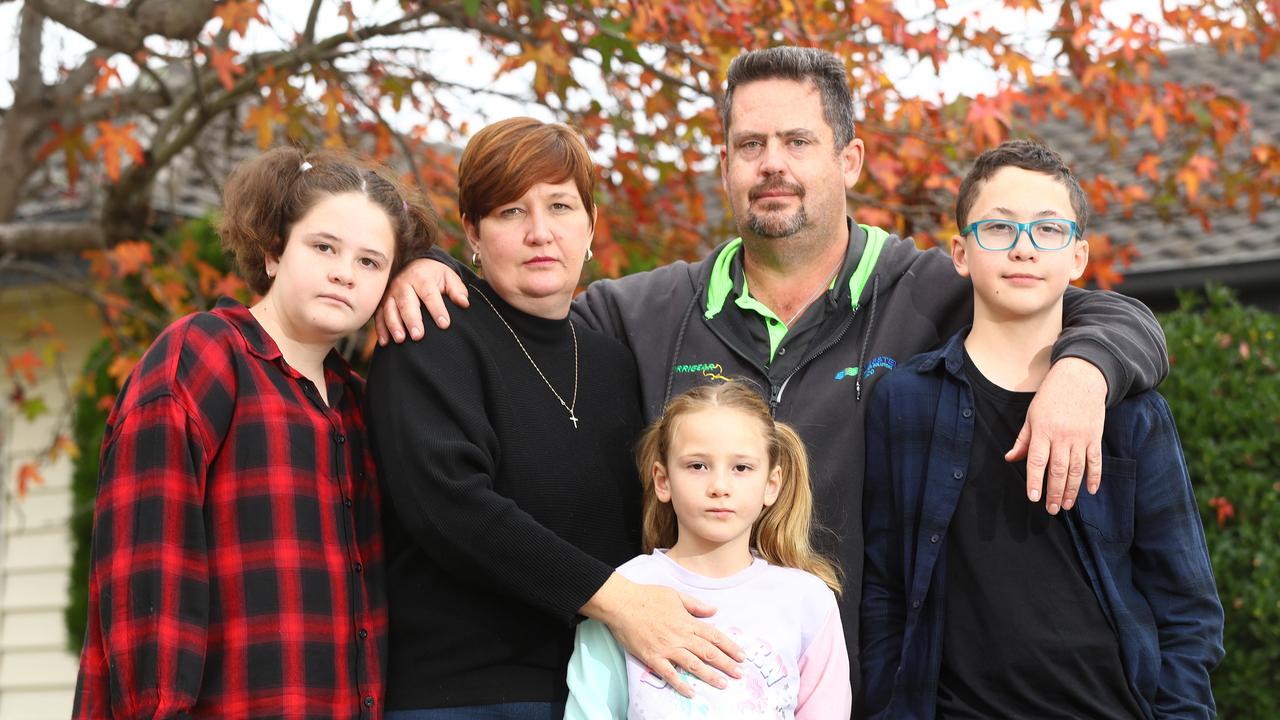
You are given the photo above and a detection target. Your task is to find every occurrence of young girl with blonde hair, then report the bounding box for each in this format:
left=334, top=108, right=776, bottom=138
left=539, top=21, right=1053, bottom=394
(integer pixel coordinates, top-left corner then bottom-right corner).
left=565, top=380, right=851, bottom=719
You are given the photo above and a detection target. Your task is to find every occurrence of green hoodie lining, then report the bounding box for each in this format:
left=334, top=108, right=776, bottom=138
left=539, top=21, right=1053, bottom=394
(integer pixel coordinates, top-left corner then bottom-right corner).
left=703, top=225, right=889, bottom=360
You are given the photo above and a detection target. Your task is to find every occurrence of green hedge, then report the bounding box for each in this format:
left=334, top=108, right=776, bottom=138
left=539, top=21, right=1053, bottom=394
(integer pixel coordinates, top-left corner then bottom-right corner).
left=1159, top=285, right=1280, bottom=718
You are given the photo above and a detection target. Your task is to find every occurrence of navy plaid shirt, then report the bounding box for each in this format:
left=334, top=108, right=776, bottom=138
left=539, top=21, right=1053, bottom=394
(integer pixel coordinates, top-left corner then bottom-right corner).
left=861, top=330, right=1223, bottom=720
left=73, top=299, right=387, bottom=719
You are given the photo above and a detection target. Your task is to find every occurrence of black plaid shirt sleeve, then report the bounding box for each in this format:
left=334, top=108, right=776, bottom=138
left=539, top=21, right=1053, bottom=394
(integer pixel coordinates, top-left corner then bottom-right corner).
left=73, top=300, right=387, bottom=719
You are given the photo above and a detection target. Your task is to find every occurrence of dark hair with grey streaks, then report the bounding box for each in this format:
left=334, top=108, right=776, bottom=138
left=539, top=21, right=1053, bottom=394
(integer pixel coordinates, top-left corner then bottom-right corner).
left=722, top=46, right=855, bottom=151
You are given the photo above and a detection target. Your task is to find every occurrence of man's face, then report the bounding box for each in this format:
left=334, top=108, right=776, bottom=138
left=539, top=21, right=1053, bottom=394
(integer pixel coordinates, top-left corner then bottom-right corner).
left=720, top=78, right=863, bottom=243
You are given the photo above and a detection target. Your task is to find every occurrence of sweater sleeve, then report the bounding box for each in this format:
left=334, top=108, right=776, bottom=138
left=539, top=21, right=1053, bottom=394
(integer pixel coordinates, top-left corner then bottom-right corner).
left=365, top=314, right=615, bottom=623
left=1056, top=286, right=1168, bottom=406
left=571, top=275, right=636, bottom=342
left=796, top=604, right=852, bottom=720
left=564, top=619, right=630, bottom=719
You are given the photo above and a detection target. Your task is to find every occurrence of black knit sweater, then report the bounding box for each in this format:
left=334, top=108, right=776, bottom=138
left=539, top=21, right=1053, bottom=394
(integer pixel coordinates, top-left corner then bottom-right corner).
left=366, top=279, right=643, bottom=710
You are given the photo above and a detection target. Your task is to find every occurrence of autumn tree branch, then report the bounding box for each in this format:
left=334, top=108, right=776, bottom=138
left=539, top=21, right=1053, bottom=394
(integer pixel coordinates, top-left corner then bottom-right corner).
left=27, top=0, right=213, bottom=54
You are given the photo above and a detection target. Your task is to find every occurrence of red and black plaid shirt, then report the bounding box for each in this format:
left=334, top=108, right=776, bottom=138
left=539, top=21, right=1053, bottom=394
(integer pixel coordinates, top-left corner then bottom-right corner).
left=73, top=299, right=387, bottom=719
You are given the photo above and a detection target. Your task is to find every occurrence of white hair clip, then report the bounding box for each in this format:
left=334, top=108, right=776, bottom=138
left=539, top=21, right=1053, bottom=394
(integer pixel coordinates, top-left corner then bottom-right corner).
left=300, top=161, right=313, bottom=172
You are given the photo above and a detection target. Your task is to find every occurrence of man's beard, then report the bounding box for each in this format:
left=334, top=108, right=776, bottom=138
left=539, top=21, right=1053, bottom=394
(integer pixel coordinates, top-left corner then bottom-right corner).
left=743, top=179, right=807, bottom=238
left=745, top=205, right=808, bottom=238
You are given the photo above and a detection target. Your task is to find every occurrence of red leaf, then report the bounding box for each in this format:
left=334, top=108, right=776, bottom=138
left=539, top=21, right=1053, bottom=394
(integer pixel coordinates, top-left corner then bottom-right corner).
left=16, top=464, right=44, bottom=500
left=1208, top=496, right=1235, bottom=528
left=7, top=350, right=42, bottom=383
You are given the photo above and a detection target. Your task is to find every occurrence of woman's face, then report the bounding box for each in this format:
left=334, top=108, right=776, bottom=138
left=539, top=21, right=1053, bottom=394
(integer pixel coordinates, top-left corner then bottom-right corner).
left=465, top=179, right=593, bottom=318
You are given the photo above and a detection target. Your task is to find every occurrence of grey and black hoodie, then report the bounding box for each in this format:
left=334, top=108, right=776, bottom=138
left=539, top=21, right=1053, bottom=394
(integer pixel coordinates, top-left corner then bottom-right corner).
left=569, top=220, right=1168, bottom=694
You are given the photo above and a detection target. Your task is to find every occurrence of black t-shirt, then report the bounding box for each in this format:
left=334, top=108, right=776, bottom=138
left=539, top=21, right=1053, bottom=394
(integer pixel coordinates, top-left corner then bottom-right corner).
left=934, top=353, right=1143, bottom=720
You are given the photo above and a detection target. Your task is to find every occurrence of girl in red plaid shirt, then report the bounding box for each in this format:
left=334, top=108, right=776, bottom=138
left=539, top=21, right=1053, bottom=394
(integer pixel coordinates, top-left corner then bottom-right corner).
left=73, top=147, right=436, bottom=719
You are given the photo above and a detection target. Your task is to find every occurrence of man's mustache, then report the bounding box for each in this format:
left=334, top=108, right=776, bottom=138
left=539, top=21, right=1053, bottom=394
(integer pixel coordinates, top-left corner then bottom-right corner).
left=748, top=180, right=805, bottom=201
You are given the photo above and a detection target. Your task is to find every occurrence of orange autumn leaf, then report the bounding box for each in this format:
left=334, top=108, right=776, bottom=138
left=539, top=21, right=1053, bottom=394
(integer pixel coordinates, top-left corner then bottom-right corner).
left=1135, top=153, right=1161, bottom=181
left=214, top=0, right=264, bottom=37
left=243, top=100, right=287, bottom=149
left=207, top=46, right=246, bottom=91
left=1178, top=154, right=1217, bottom=202
left=211, top=273, right=247, bottom=299
left=50, top=434, right=80, bottom=462
left=93, top=58, right=122, bottom=96
left=16, top=463, right=44, bottom=500
left=90, top=121, right=145, bottom=182
left=111, top=240, right=154, bottom=277
left=36, top=122, right=91, bottom=188
left=107, top=355, right=140, bottom=386
left=7, top=349, right=42, bottom=383
left=83, top=249, right=114, bottom=281
left=20, top=320, right=57, bottom=341
left=965, top=95, right=1007, bottom=148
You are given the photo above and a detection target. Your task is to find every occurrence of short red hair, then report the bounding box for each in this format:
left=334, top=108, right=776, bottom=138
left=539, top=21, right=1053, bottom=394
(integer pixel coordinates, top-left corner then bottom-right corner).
left=457, top=117, right=596, bottom=226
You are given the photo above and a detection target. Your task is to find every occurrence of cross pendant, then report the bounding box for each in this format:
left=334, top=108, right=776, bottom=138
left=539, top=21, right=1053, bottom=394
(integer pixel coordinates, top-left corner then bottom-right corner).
left=570, top=413, right=579, bottom=429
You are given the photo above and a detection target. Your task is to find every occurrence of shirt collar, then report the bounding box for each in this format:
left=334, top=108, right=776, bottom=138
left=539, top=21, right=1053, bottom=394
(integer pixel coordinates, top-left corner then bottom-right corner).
left=703, top=219, right=889, bottom=320
left=211, top=297, right=358, bottom=385
left=915, top=327, right=972, bottom=379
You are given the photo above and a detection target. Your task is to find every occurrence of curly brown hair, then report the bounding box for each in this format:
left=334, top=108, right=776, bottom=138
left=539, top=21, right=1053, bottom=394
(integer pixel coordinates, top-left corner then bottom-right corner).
left=219, top=146, right=438, bottom=294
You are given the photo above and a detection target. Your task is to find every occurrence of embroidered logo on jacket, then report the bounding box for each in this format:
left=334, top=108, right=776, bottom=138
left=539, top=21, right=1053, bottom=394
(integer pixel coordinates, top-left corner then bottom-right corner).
left=672, top=362, right=731, bottom=381
left=863, top=356, right=897, bottom=378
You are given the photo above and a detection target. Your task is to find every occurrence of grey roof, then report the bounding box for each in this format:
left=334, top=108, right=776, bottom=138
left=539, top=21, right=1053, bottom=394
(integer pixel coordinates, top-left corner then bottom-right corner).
left=1036, top=45, right=1280, bottom=297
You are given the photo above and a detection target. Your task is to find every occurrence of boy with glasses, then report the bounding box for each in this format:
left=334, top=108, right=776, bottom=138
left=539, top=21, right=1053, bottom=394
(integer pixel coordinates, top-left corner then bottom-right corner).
left=860, top=139, right=1223, bottom=719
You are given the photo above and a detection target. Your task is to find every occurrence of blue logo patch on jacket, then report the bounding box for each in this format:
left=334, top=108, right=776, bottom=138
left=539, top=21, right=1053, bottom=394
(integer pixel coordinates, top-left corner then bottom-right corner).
left=863, top=356, right=897, bottom=378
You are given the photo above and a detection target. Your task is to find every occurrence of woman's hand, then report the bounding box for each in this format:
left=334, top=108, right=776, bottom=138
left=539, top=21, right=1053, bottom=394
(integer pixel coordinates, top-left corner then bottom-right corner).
left=581, top=573, right=744, bottom=698
left=375, top=258, right=469, bottom=345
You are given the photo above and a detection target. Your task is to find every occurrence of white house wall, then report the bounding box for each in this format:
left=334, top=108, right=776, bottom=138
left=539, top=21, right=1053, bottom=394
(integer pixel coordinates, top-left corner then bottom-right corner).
left=0, top=286, right=96, bottom=719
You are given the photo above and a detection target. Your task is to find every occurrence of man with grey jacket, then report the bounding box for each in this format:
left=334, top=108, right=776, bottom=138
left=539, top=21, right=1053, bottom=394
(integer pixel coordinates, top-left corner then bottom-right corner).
left=376, top=46, right=1167, bottom=711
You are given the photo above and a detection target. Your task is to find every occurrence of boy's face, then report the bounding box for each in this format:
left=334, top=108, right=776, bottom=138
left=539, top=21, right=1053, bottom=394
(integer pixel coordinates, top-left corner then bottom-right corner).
left=951, top=166, right=1089, bottom=321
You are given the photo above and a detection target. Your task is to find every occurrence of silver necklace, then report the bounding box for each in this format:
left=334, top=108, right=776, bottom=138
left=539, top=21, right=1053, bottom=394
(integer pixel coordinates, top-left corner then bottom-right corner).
left=471, top=284, right=580, bottom=429
left=781, top=260, right=843, bottom=328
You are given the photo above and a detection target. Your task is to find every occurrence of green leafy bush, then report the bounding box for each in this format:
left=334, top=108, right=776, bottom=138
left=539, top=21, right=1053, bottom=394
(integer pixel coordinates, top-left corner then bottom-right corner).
left=1160, top=285, right=1280, bottom=718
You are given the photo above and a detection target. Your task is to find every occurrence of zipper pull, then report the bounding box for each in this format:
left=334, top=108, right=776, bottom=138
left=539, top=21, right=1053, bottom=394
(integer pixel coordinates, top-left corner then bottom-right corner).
left=768, top=385, right=781, bottom=413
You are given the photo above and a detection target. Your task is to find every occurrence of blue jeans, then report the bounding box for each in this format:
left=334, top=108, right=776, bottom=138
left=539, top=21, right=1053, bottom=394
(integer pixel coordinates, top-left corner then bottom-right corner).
left=385, top=703, right=566, bottom=720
